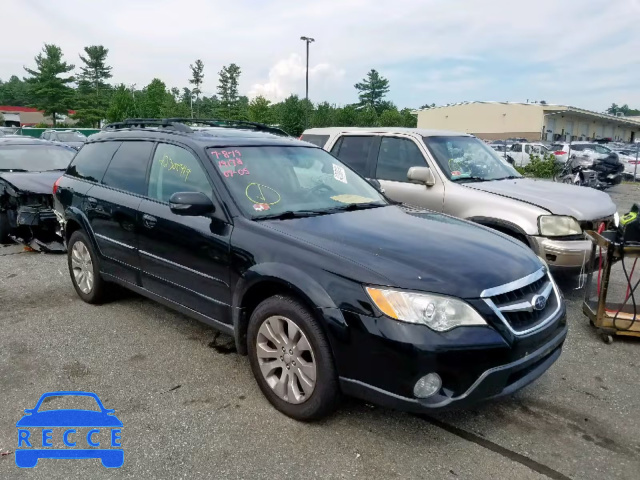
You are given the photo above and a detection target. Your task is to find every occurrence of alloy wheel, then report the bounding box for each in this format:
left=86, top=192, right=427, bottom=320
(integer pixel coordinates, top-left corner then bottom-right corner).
left=256, top=315, right=316, bottom=404
left=71, top=241, right=94, bottom=294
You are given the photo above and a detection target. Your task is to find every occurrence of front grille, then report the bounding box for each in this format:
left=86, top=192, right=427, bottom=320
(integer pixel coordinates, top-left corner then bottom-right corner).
left=486, top=271, right=559, bottom=334
left=580, top=216, right=614, bottom=232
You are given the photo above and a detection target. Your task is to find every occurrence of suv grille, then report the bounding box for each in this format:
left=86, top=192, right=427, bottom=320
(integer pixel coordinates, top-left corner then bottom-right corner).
left=483, top=270, right=559, bottom=335
left=580, top=216, right=614, bottom=232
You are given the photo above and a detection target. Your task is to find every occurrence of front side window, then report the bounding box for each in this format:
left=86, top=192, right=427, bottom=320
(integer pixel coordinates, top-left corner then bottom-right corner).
left=208, top=146, right=386, bottom=218
left=148, top=143, right=213, bottom=203
left=101, top=141, right=153, bottom=195
left=524, top=145, right=532, bottom=154
left=0, top=145, right=76, bottom=172
left=333, top=136, right=374, bottom=176
left=423, top=136, right=522, bottom=182
left=375, top=137, right=427, bottom=182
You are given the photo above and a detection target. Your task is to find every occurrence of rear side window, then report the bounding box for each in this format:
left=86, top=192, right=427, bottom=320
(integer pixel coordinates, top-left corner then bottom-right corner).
left=333, top=136, right=374, bottom=176
left=66, top=141, right=121, bottom=183
left=300, top=134, right=329, bottom=148
left=148, top=143, right=213, bottom=203
left=101, top=141, right=154, bottom=195
left=375, top=137, right=427, bottom=182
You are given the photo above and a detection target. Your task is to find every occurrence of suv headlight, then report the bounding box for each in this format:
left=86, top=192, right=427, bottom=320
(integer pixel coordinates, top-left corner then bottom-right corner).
left=365, top=287, right=487, bottom=332
left=538, top=215, right=581, bottom=236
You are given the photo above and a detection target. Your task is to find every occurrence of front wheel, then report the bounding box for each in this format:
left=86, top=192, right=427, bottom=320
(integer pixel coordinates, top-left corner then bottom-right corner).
left=67, top=230, right=107, bottom=304
left=247, top=295, right=340, bottom=421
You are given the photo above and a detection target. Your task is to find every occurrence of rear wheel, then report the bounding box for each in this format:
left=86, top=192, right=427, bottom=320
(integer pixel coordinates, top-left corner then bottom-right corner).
left=247, top=295, right=340, bottom=421
left=67, top=230, right=106, bottom=304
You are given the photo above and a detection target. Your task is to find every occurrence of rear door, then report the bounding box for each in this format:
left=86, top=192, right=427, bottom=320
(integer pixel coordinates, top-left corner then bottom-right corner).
left=373, top=135, right=445, bottom=211
left=86, top=140, right=154, bottom=285
left=137, top=142, right=232, bottom=324
left=330, top=135, right=378, bottom=178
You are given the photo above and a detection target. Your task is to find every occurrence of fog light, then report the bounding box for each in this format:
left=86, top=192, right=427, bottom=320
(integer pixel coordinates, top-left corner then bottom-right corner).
left=413, top=373, right=442, bottom=398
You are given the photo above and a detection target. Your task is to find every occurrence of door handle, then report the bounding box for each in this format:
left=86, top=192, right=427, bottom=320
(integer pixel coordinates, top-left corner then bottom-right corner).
left=142, top=214, right=157, bottom=229
left=87, top=197, right=98, bottom=207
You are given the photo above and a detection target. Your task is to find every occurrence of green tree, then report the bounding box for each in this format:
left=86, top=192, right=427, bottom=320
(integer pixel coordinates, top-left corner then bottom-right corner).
left=354, top=69, right=390, bottom=113
left=335, top=105, right=359, bottom=126
left=24, top=44, right=75, bottom=126
left=139, top=78, right=168, bottom=118
left=606, top=103, right=640, bottom=116
left=106, top=84, right=138, bottom=122
left=248, top=95, right=272, bottom=124
left=277, top=95, right=306, bottom=136
left=419, top=103, right=436, bottom=109
left=311, top=101, right=336, bottom=127
left=379, top=107, right=404, bottom=127
left=356, top=106, right=378, bottom=126
left=400, top=108, right=417, bottom=127
left=72, top=45, right=113, bottom=127
left=217, top=63, right=241, bottom=119
left=189, top=59, right=204, bottom=117
left=0, top=76, right=30, bottom=106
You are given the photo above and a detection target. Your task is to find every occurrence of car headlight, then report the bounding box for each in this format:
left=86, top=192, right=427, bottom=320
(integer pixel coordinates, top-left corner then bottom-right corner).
left=538, top=215, right=582, bottom=236
left=365, top=287, right=487, bottom=331
left=614, top=212, right=620, bottom=228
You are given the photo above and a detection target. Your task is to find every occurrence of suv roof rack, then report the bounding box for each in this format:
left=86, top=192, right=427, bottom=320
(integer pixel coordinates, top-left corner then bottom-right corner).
left=102, top=118, right=289, bottom=137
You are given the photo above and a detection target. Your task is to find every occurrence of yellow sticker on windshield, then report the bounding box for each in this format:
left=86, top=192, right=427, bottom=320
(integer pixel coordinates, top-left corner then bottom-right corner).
left=330, top=194, right=375, bottom=204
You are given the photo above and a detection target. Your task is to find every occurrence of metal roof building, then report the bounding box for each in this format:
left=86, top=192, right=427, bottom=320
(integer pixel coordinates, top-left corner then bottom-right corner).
left=412, top=102, right=640, bottom=143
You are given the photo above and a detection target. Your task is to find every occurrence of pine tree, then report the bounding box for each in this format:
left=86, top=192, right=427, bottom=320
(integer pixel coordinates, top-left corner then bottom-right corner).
left=24, top=44, right=75, bottom=126
left=189, top=59, right=204, bottom=117
left=354, top=69, right=390, bottom=113
left=73, top=45, right=113, bottom=127
left=217, top=64, right=241, bottom=119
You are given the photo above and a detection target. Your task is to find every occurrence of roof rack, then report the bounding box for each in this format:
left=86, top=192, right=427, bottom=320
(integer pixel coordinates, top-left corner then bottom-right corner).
left=102, top=118, right=289, bottom=137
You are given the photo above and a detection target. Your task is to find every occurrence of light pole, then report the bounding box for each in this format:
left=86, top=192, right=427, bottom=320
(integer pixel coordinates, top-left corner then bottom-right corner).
left=300, top=36, right=315, bottom=128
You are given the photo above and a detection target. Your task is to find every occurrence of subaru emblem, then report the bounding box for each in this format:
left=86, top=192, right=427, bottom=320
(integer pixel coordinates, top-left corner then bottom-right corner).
left=532, top=295, right=547, bottom=311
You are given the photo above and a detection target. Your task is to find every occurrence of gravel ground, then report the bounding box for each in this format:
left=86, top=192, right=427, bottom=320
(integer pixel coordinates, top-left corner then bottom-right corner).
left=1, top=183, right=639, bottom=479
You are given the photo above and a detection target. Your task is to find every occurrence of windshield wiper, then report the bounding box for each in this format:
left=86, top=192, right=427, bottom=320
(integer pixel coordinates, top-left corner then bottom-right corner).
left=495, top=175, right=522, bottom=180
left=0, top=168, right=29, bottom=172
left=324, top=203, right=385, bottom=213
left=254, top=210, right=326, bottom=221
left=452, top=176, right=487, bottom=183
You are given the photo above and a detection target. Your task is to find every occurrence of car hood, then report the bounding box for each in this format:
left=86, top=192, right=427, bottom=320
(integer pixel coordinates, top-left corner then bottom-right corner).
left=16, top=410, right=123, bottom=427
left=463, top=178, right=616, bottom=220
left=0, top=171, right=62, bottom=195
left=262, top=205, right=542, bottom=298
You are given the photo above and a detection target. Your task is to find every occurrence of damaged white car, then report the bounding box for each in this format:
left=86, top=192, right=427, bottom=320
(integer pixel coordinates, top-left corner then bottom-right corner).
left=0, top=138, right=76, bottom=252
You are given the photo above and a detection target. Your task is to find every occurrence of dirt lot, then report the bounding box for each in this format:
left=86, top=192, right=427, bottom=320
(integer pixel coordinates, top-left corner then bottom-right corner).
left=1, top=183, right=640, bottom=479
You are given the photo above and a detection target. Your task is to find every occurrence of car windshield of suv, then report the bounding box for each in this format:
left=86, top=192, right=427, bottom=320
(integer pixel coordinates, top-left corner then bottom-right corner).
left=57, top=132, right=86, bottom=142
left=423, top=136, right=522, bottom=182
left=0, top=145, right=75, bottom=171
left=208, top=146, right=387, bottom=218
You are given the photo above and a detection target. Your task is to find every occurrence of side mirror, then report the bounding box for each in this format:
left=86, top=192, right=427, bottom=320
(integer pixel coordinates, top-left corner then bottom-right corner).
left=407, top=166, right=435, bottom=186
left=366, top=178, right=385, bottom=193
left=169, top=192, right=215, bottom=216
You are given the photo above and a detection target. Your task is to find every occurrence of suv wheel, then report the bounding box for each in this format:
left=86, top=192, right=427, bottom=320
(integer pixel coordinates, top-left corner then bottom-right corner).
left=247, top=295, right=339, bottom=421
left=67, top=230, right=106, bottom=304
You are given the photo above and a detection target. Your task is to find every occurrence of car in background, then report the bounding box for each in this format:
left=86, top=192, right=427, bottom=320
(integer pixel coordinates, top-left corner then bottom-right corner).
left=0, top=138, right=75, bottom=251
left=550, top=142, right=618, bottom=164
left=41, top=130, right=87, bottom=150
left=303, top=127, right=617, bottom=272
left=506, top=143, right=551, bottom=167
left=54, top=118, right=567, bottom=420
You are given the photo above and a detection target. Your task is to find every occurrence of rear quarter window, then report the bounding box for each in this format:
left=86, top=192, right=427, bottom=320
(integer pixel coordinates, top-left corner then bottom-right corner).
left=66, top=141, right=122, bottom=183
left=300, top=134, right=329, bottom=148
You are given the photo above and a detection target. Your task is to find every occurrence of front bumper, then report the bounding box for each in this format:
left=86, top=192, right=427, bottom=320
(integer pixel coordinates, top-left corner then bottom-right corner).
left=330, top=303, right=567, bottom=413
left=529, top=235, right=591, bottom=269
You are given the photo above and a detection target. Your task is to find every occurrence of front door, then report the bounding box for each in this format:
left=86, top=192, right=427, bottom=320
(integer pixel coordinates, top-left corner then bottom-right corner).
left=137, top=142, right=232, bottom=324
left=374, top=135, right=445, bottom=212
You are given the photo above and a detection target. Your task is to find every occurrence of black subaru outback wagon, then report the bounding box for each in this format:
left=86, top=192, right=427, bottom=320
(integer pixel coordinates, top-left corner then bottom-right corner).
left=54, top=119, right=567, bottom=420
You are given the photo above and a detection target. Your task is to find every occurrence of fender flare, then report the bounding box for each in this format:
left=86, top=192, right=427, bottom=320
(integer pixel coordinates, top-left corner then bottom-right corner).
left=466, top=216, right=532, bottom=247
left=232, top=263, right=343, bottom=354
left=64, top=206, right=101, bottom=253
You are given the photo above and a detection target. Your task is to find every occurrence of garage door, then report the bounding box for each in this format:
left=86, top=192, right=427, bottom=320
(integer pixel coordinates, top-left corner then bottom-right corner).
left=604, top=125, right=614, bottom=139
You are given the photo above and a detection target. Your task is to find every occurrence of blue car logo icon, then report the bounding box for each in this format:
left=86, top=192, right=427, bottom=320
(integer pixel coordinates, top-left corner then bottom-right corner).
left=15, top=391, right=123, bottom=468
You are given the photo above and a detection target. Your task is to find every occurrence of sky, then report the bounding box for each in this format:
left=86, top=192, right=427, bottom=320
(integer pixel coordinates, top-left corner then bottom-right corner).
left=2, top=0, right=639, bottom=111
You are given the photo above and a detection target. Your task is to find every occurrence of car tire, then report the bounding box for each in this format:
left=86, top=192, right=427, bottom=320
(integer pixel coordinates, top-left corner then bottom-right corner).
left=247, top=294, right=340, bottom=421
left=67, top=230, right=107, bottom=304
left=0, top=211, right=9, bottom=243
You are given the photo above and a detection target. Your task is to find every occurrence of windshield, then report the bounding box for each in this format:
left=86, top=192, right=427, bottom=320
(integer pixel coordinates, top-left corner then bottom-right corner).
left=208, top=146, right=387, bottom=217
left=423, top=136, right=522, bottom=182
left=0, top=145, right=76, bottom=171
left=57, top=132, right=86, bottom=142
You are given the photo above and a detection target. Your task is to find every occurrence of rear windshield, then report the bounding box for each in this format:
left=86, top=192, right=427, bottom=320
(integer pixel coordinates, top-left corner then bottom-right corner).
left=0, top=145, right=76, bottom=172
left=57, top=132, right=86, bottom=142
left=300, top=134, right=330, bottom=148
